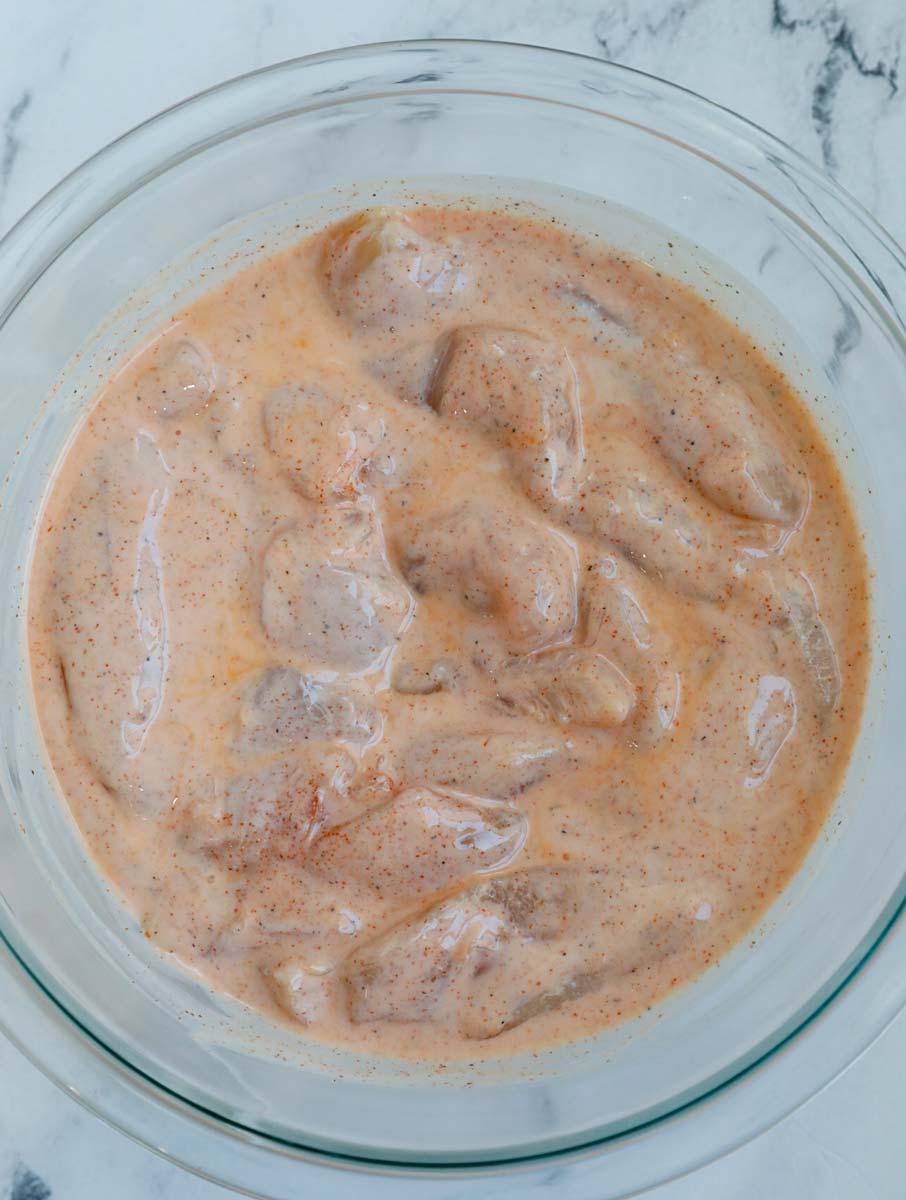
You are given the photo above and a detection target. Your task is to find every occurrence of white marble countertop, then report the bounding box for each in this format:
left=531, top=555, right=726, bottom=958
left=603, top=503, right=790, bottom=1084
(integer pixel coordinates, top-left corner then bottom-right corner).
left=1, top=2, right=904, bottom=1197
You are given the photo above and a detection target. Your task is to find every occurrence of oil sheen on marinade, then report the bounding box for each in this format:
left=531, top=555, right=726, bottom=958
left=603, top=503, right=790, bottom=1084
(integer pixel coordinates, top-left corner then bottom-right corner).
left=28, top=205, right=870, bottom=1059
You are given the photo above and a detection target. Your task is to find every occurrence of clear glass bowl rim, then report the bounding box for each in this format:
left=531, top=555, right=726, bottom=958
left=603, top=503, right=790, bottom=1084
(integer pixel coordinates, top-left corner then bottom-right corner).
left=1, top=36, right=906, bottom=1196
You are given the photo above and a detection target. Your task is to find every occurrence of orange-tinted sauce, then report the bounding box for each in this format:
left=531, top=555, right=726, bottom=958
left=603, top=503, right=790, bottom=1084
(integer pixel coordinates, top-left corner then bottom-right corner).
left=28, top=206, right=869, bottom=1059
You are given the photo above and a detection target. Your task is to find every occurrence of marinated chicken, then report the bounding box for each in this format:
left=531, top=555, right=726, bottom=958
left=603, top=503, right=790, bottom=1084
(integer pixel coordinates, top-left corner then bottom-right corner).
left=28, top=203, right=869, bottom=1060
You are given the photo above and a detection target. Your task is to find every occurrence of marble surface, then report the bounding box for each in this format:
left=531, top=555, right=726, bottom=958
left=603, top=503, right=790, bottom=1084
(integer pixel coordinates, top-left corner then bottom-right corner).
left=1, top=1, right=904, bottom=1197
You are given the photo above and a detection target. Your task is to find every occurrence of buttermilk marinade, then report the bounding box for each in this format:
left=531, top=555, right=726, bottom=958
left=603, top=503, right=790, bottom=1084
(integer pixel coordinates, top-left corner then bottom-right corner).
left=28, top=205, right=869, bottom=1058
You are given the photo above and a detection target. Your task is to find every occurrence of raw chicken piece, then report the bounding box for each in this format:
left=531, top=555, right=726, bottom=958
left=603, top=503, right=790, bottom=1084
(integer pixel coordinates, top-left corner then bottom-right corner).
left=181, top=748, right=354, bottom=868
left=568, top=432, right=778, bottom=599
left=135, top=334, right=215, bottom=419
left=580, top=553, right=670, bottom=671
left=342, top=868, right=577, bottom=1026
left=235, top=666, right=380, bottom=753
left=321, top=209, right=472, bottom=332
left=309, top=787, right=527, bottom=900
left=579, top=552, right=698, bottom=742
left=768, top=567, right=840, bottom=713
left=236, top=788, right=527, bottom=978
left=263, top=376, right=387, bottom=500
left=395, top=498, right=577, bottom=653
left=344, top=868, right=705, bottom=1038
left=638, top=374, right=807, bottom=525
left=583, top=343, right=806, bottom=525
left=495, top=648, right=635, bottom=729
left=397, top=727, right=569, bottom=798
left=51, top=432, right=178, bottom=814
left=260, top=503, right=413, bottom=673
left=465, top=876, right=705, bottom=1040
left=428, top=326, right=585, bottom=504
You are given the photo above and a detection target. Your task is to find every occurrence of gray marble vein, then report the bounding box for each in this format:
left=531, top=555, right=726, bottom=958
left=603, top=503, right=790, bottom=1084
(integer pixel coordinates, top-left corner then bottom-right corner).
left=1, top=91, right=31, bottom=212
left=828, top=296, right=862, bottom=379
left=593, top=0, right=705, bottom=60
left=772, top=0, right=901, bottom=170
left=10, top=1163, right=52, bottom=1200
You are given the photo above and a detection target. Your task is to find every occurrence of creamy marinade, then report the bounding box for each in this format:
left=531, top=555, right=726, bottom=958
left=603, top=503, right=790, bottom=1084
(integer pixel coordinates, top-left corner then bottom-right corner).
left=28, top=203, right=869, bottom=1060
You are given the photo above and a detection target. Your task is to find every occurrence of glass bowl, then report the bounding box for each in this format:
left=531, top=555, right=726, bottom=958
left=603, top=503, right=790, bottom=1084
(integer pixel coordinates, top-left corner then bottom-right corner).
left=1, top=40, right=905, bottom=1200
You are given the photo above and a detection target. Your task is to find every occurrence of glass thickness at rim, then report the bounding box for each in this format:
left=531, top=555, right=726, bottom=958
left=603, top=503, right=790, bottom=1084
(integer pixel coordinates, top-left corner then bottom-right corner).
left=0, top=39, right=904, bottom=1198
left=4, top=38, right=906, bottom=297
left=4, top=881, right=906, bottom=1178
